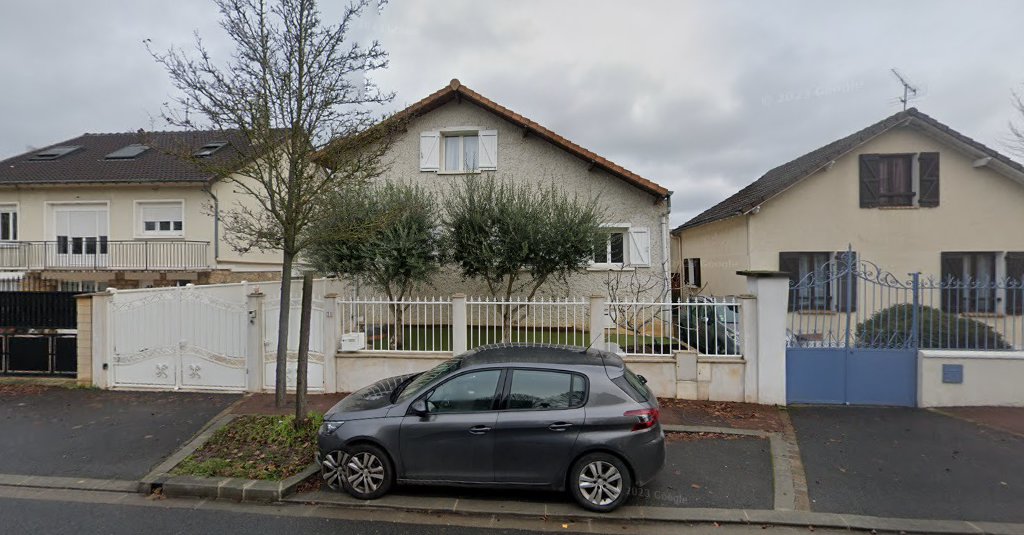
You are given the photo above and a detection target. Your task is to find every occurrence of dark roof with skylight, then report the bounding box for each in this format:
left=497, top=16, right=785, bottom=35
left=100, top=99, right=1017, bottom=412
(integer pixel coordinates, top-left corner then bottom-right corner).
left=0, top=131, right=252, bottom=185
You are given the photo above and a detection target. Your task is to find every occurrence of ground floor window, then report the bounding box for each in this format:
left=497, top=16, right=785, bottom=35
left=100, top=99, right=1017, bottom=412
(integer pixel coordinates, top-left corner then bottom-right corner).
left=940, top=252, right=997, bottom=313
left=682, top=258, right=701, bottom=287
left=593, top=230, right=626, bottom=266
left=779, top=251, right=858, bottom=312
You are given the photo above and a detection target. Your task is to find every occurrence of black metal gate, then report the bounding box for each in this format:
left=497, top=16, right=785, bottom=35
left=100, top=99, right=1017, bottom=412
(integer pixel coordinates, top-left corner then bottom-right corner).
left=0, top=290, right=79, bottom=376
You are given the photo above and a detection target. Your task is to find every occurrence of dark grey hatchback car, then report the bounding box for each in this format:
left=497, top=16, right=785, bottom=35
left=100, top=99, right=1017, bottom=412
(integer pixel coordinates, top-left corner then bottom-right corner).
left=317, top=344, right=665, bottom=512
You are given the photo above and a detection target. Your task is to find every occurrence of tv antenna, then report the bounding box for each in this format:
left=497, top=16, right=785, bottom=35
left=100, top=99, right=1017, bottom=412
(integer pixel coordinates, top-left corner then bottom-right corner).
left=891, top=68, right=919, bottom=110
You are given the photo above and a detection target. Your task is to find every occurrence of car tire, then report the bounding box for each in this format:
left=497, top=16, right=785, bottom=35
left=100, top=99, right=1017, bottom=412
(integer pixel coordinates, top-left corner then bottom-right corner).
left=339, top=443, right=394, bottom=500
left=320, top=450, right=348, bottom=491
left=569, top=452, right=633, bottom=512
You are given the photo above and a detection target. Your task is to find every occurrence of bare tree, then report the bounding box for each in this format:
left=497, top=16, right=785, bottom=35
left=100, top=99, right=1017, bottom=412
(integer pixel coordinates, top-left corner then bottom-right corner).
left=149, top=0, right=394, bottom=407
left=1011, top=87, right=1024, bottom=157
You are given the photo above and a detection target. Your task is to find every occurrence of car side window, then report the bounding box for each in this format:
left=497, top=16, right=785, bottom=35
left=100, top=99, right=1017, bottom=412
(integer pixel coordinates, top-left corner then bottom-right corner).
left=507, top=370, right=586, bottom=410
left=426, top=370, right=501, bottom=413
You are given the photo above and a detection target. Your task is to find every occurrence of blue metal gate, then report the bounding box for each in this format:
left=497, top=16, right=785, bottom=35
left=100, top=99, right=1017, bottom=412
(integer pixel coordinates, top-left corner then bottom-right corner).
left=785, top=252, right=919, bottom=406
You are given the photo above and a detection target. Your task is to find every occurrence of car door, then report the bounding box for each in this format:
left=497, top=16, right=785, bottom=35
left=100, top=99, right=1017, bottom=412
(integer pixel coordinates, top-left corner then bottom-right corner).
left=493, top=369, right=587, bottom=485
left=399, top=368, right=504, bottom=483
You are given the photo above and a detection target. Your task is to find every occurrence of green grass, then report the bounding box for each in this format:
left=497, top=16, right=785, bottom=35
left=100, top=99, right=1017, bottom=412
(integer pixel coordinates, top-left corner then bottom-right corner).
left=172, top=413, right=324, bottom=481
left=366, top=325, right=672, bottom=352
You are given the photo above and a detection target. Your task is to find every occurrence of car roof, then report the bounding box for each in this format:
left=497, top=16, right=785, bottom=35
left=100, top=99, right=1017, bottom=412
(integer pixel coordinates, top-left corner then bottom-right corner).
left=459, top=344, right=623, bottom=371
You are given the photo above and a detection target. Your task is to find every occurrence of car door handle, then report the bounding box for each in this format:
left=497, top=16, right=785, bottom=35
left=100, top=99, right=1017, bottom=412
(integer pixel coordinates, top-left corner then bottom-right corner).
left=548, top=422, right=574, bottom=432
left=469, top=425, right=492, bottom=435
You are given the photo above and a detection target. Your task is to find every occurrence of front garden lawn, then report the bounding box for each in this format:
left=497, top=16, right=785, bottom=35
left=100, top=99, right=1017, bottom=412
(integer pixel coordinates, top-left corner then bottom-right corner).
left=173, top=414, right=322, bottom=480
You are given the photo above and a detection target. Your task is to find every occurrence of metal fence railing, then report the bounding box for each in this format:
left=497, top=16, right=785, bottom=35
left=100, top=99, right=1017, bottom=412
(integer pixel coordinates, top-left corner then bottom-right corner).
left=338, top=297, right=452, bottom=352
left=787, top=254, right=1023, bottom=351
left=466, top=297, right=590, bottom=350
left=335, top=295, right=744, bottom=358
left=0, top=241, right=209, bottom=271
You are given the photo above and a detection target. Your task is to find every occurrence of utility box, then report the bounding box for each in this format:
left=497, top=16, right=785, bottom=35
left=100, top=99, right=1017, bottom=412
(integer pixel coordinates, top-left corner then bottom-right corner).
left=339, top=332, right=366, bottom=352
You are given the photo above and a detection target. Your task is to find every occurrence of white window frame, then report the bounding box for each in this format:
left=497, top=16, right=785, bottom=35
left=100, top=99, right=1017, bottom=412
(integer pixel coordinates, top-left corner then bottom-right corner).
left=440, top=130, right=481, bottom=174
left=135, top=200, right=185, bottom=239
left=0, top=203, right=18, bottom=242
left=590, top=225, right=629, bottom=270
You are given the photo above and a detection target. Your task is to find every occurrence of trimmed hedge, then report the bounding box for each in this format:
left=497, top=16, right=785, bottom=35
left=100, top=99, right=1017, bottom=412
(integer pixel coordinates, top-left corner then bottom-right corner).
left=855, top=304, right=1010, bottom=350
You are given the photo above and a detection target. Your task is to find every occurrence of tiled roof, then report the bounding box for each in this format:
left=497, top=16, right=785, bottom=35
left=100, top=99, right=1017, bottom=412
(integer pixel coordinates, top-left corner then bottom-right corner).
left=0, top=130, right=251, bottom=185
left=675, top=107, right=1024, bottom=232
left=375, top=79, right=671, bottom=199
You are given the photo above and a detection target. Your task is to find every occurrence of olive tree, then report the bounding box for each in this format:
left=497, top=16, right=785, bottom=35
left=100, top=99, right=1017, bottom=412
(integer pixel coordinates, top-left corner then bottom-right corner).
left=443, top=175, right=606, bottom=335
left=306, top=181, right=441, bottom=348
left=149, top=0, right=394, bottom=407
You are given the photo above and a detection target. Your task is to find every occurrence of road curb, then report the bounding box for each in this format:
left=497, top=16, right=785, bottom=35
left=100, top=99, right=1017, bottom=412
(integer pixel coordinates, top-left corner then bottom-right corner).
left=0, top=474, right=138, bottom=493
left=283, top=490, right=1024, bottom=535
left=137, top=413, right=238, bottom=493
left=160, top=464, right=319, bottom=502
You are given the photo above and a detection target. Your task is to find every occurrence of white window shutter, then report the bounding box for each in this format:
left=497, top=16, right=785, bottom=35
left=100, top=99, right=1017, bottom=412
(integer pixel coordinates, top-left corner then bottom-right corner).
left=419, top=132, right=440, bottom=171
left=478, top=130, right=497, bottom=170
left=628, top=227, right=650, bottom=267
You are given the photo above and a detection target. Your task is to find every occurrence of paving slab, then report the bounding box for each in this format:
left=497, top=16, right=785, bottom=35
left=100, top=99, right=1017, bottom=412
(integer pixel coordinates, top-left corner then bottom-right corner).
left=0, top=388, right=239, bottom=479
left=791, top=406, right=1024, bottom=522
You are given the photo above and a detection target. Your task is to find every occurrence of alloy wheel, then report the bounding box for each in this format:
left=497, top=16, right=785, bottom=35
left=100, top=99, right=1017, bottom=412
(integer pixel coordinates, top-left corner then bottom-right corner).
left=577, top=460, right=623, bottom=506
left=321, top=451, right=348, bottom=490
left=344, top=451, right=386, bottom=495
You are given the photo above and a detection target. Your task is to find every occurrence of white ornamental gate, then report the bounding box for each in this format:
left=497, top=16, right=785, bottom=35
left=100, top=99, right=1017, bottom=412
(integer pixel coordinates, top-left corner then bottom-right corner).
left=109, top=285, right=249, bottom=391
left=263, top=293, right=326, bottom=392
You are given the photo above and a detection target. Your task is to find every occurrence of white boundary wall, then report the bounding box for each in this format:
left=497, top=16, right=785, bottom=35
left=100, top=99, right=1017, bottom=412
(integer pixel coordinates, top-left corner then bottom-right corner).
left=918, top=350, right=1024, bottom=407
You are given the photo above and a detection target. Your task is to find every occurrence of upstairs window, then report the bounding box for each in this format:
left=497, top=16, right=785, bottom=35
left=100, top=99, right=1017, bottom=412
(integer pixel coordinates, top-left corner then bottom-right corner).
left=443, top=133, right=479, bottom=172
left=0, top=205, right=16, bottom=241
left=138, top=201, right=184, bottom=237
left=419, top=130, right=497, bottom=172
left=860, top=152, right=939, bottom=208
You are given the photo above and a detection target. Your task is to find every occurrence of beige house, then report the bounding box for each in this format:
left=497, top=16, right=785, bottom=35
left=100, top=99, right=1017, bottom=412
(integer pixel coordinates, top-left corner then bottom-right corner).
left=0, top=131, right=283, bottom=289
left=355, top=79, right=674, bottom=300
left=673, top=107, right=1024, bottom=303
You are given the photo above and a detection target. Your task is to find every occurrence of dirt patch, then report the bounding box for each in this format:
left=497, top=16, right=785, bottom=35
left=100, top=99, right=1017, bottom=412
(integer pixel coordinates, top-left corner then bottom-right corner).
left=173, top=414, right=322, bottom=480
left=658, top=398, right=785, bottom=433
left=0, top=383, right=55, bottom=397
left=666, top=431, right=761, bottom=442
left=230, top=393, right=348, bottom=416
left=295, top=471, right=323, bottom=493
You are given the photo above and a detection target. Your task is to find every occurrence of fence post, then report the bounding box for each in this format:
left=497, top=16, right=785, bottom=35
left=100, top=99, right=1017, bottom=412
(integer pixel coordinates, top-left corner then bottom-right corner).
left=738, top=271, right=790, bottom=405
left=910, top=272, right=921, bottom=349
left=452, top=293, right=467, bottom=355
left=589, top=294, right=606, bottom=350
left=246, top=288, right=265, bottom=393
left=322, top=293, right=340, bottom=393
left=738, top=294, right=759, bottom=403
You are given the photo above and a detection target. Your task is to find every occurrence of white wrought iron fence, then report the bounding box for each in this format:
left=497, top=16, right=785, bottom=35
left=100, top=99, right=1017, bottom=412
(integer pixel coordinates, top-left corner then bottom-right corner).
left=338, top=297, right=453, bottom=352
left=466, top=297, right=590, bottom=349
left=603, top=301, right=674, bottom=356
left=672, top=297, right=742, bottom=357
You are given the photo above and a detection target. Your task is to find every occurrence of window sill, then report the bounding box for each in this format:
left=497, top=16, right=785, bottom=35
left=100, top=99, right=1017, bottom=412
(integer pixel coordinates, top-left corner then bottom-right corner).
left=134, top=235, right=186, bottom=240
left=876, top=205, right=918, bottom=210
left=435, top=170, right=485, bottom=176
left=793, top=310, right=837, bottom=315
left=588, top=265, right=637, bottom=272
left=960, top=312, right=1003, bottom=319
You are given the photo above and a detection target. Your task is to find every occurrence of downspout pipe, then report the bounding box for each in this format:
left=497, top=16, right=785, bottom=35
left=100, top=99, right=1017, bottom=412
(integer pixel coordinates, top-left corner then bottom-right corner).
left=203, top=186, right=220, bottom=263
left=660, top=193, right=673, bottom=304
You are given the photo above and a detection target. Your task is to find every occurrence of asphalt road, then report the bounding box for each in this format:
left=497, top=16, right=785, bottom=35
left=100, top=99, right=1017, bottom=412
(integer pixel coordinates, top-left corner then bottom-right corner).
left=0, top=493, right=858, bottom=535
left=791, top=406, right=1024, bottom=522
left=0, top=388, right=239, bottom=479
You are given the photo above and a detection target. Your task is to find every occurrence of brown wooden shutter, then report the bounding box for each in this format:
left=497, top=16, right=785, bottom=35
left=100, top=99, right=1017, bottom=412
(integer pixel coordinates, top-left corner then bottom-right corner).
left=918, top=152, right=940, bottom=207
left=779, top=253, right=800, bottom=312
left=859, top=155, right=881, bottom=208
left=1006, top=252, right=1024, bottom=314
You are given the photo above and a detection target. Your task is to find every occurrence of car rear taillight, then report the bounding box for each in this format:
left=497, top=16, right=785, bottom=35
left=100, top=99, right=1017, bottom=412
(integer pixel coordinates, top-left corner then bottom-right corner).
left=624, top=408, right=659, bottom=431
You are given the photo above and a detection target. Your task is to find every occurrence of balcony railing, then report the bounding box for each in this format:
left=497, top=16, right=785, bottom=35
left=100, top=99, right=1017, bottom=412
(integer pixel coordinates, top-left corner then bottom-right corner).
left=0, top=241, right=210, bottom=271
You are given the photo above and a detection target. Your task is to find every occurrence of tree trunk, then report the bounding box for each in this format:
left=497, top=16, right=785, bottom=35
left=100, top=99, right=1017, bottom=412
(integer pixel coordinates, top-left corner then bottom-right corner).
left=275, top=251, right=295, bottom=408
left=295, top=271, right=314, bottom=427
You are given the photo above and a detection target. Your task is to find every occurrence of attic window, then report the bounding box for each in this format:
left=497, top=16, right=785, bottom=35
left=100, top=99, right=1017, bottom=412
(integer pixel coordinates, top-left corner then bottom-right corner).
left=193, top=141, right=228, bottom=157
left=29, top=145, right=81, bottom=161
left=105, top=144, right=149, bottom=160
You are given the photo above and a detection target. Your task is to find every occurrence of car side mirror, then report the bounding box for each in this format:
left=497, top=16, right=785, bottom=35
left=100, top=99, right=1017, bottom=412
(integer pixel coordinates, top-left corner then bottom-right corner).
left=409, top=399, right=428, bottom=417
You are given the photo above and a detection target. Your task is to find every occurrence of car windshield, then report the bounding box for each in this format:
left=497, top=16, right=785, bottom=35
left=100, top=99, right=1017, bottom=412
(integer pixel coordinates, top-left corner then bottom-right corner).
left=394, top=357, right=463, bottom=403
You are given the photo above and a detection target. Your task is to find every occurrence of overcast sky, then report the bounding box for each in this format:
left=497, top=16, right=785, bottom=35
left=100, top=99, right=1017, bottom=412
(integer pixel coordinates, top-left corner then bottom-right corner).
left=2, top=0, right=1022, bottom=226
